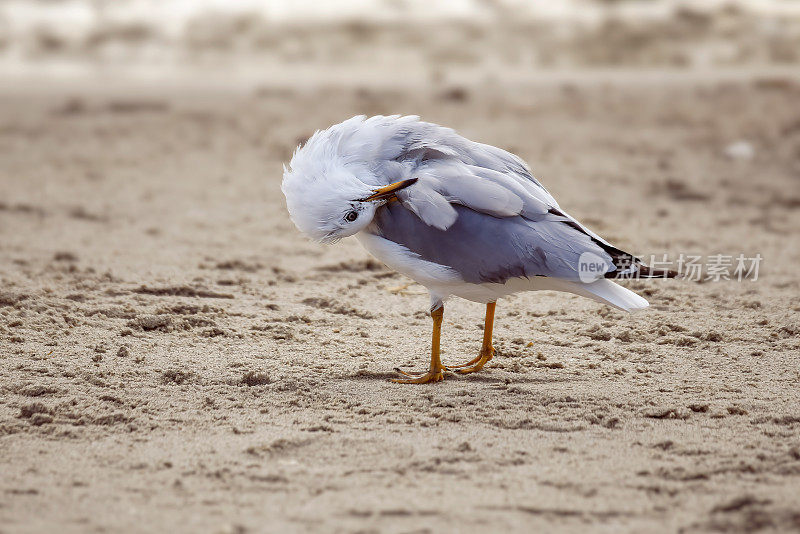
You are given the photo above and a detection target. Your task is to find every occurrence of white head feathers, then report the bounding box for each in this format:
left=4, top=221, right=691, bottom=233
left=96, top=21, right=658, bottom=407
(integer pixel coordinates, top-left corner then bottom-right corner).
left=281, top=116, right=380, bottom=242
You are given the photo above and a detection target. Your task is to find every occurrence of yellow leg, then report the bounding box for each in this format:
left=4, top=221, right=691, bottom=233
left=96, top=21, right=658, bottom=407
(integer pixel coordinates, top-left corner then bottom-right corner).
left=450, top=302, right=496, bottom=374
left=392, top=306, right=445, bottom=384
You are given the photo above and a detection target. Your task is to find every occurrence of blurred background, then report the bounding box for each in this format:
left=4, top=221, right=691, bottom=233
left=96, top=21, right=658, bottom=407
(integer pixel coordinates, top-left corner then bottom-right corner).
left=2, top=0, right=800, bottom=85
left=2, top=2, right=800, bottom=533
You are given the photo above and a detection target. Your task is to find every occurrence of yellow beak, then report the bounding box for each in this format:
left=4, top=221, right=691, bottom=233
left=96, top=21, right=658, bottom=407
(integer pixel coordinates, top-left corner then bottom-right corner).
left=358, top=178, right=417, bottom=202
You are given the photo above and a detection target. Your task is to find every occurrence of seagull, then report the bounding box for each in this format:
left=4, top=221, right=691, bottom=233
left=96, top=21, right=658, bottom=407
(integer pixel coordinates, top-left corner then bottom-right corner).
left=282, top=115, right=676, bottom=384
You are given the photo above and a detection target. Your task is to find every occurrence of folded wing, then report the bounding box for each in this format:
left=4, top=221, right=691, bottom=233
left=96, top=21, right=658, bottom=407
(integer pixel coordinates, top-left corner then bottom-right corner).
left=373, top=203, right=614, bottom=283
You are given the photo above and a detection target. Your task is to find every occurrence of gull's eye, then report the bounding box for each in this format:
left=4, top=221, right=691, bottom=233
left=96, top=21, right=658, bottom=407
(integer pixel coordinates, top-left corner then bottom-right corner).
left=344, top=211, right=358, bottom=223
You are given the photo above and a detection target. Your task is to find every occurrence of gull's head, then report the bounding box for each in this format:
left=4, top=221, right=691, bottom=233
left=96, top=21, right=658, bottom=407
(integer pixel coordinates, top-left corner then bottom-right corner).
left=281, top=118, right=415, bottom=243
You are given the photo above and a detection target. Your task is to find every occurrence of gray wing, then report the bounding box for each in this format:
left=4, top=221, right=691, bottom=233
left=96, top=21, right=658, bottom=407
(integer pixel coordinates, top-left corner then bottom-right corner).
left=355, top=116, right=638, bottom=281
left=374, top=203, right=619, bottom=283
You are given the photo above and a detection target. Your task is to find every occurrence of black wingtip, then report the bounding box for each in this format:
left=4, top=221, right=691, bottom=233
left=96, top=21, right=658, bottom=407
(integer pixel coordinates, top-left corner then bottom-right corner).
left=637, top=264, right=679, bottom=278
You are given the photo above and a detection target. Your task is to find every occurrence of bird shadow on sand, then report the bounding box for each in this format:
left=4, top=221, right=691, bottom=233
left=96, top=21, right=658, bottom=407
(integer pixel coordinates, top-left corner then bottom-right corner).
left=445, top=373, right=587, bottom=385
left=345, top=370, right=402, bottom=381
left=344, top=369, right=586, bottom=385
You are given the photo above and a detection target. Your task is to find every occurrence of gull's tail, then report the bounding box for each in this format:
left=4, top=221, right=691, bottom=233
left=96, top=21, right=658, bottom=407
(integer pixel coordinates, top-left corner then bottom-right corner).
left=571, top=279, right=649, bottom=313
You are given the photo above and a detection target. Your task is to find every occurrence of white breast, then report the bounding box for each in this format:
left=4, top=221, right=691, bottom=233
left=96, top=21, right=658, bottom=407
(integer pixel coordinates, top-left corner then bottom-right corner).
left=356, top=231, right=461, bottom=287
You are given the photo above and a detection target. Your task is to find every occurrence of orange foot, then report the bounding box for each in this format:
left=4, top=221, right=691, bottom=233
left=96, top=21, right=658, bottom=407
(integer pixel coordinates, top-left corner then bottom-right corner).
left=449, top=347, right=495, bottom=374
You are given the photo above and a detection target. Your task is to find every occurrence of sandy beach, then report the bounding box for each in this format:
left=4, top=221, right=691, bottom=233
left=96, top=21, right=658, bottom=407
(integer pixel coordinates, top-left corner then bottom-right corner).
left=1, top=2, right=800, bottom=530
left=1, top=69, right=799, bottom=532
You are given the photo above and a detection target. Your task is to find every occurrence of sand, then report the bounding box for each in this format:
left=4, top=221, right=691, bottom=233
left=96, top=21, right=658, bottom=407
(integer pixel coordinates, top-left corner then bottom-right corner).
left=1, top=72, right=799, bottom=533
